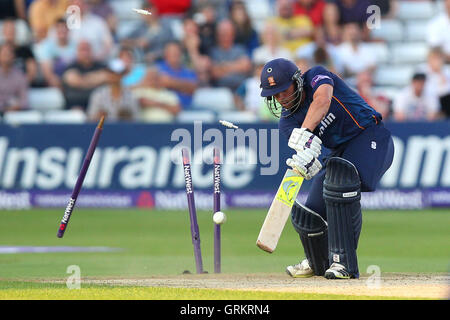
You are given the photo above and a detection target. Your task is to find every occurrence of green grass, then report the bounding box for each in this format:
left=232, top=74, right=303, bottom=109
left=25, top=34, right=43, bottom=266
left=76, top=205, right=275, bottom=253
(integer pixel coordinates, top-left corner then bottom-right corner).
left=0, top=208, right=449, bottom=278
left=0, top=208, right=448, bottom=299
left=0, top=281, right=414, bottom=300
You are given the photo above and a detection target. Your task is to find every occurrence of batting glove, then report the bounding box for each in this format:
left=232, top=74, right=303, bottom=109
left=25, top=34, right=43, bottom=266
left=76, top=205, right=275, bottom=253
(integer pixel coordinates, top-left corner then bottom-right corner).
left=288, top=128, right=322, bottom=159
left=286, top=151, right=322, bottom=180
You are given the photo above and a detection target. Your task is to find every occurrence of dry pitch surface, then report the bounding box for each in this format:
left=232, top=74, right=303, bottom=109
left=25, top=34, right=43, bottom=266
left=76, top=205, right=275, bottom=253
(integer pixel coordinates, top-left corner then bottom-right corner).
left=79, top=273, right=449, bottom=299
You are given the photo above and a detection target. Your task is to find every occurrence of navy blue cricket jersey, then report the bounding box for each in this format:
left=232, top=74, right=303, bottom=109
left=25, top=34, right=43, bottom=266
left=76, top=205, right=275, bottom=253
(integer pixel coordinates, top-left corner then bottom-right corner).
left=279, top=66, right=382, bottom=149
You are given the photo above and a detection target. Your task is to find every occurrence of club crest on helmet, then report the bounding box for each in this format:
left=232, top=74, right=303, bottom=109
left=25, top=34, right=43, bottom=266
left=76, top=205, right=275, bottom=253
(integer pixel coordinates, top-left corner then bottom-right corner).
left=268, top=76, right=276, bottom=86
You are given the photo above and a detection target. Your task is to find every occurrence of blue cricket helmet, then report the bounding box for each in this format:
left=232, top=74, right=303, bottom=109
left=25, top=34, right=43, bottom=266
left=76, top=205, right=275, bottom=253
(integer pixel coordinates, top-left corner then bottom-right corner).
left=260, top=58, right=304, bottom=118
left=260, top=58, right=299, bottom=97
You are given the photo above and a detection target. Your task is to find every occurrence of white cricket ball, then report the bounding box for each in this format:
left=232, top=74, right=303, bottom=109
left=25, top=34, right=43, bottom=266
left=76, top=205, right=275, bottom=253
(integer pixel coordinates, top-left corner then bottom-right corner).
left=213, top=211, right=227, bottom=224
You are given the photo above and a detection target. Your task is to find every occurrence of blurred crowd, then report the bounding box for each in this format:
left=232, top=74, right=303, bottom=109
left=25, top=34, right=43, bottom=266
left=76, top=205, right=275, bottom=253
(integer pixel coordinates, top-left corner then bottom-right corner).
left=0, top=0, right=449, bottom=123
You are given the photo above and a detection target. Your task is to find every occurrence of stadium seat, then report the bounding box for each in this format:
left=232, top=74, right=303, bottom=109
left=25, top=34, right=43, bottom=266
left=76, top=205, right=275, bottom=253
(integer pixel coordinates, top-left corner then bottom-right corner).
left=373, top=66, right=414, bottom=87
left=109, top=0, right=143, bottom=21
left=396, top=1, right=436, bottom=20
left=217, top=111, right=258, bottom=124
left=28, top=88, right=65, bottom=111
left=370, top=19, right=403, bottom=42
left=244, top=0, right=272, bottom=33
left=391, top=43, right=429, bottom=64
left=404, top=21, right=429, bottom=42
left=244, top=0, right=272, bottom=20
left=176, top=110, right=216, bottom=124
left=169, top=18, right=184, bottom=40
left=436, top=0, right=446, bottom=13
left=363, top=42, right=390, bottom=64
left=3, top=110, right=43, bottom=125
left=192, top=87, right=235, bottom=111
left=43, top=110, right=87, bottom=123
left=116, top=20, right=142, bottom=40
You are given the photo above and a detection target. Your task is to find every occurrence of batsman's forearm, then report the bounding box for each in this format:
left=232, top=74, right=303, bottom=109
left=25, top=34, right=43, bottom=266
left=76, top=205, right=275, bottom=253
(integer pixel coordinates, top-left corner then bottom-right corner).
left=301, top=97, right=331, bottom=131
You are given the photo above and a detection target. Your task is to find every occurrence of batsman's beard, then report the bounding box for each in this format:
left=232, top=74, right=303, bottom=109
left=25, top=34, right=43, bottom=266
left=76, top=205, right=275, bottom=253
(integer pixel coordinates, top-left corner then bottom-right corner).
left=266, top=83, right=303, bottom=118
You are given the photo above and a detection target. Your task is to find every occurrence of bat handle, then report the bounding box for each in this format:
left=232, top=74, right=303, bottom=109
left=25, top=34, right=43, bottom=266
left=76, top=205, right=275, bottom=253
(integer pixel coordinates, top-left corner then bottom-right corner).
left=292, top=168, right=303, bottom=177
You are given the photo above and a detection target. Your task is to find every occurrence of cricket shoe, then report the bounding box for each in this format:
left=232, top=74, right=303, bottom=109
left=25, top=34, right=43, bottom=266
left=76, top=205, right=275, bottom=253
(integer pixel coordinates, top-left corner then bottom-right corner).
left=324, top=263, right=355, bottom=279
left=286, top=259, right=314, bottom=278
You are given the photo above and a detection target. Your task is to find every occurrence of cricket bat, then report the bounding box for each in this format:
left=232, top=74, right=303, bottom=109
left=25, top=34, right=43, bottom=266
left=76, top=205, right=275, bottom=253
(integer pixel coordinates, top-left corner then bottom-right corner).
left=256, top=169, right=304, bottom=253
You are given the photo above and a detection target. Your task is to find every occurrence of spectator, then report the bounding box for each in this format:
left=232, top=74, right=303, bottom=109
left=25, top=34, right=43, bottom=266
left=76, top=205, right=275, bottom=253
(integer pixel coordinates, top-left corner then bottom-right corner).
left=335, top=23, right=375, bottom=81
left=294, top=56, right=310, bottom=73
left=0, top=43, right=28, bottom=114
left=293, top=0, right=334, bottom=60
left=150, top=0, right=192, bottom=18
left=427, top=0, right=450, bottom=63
left=119, top=46, right=146, bottom=88
left=1, top=18, right=39, bottom=85
left=372, top=0, right=397, bottom=20
left=210, top=20, right=252, bottom=91
left=68, top=0, right=114, bottom=61
left=329, top=0, right=371, bottom=25
left=235, top=62, right=281, bottom=122
left=229, top=1, right=259, bottom=56
left=271, top=0, right=314, bottom=54
left=252, top=22, right=293, bottom=65
left=121, top=2, right=175, bottom=63
left=29, top=0, right=69, bottom=41
left=132, top=67, right=181, bottom=123
left=296, top=27, right=343, bottom=75
left=294, top=0, right=326, bottom=27
left=62, top=40, right=108, bottom=111
left=419, top=47, right=450, bottom=118
left=234, top=63, right=265, bottom=114
left=182, top=18, right=212, bottom=86
left=191, top=3, right=217, bottom=56
left=34, top=18, right=77, bottom=88
left=191, top=0, right=229, bottom=21
left=323, top=0, right=371, bottom=43
left=86, top=0, right=118, bottom=41
left=157, top=42, right=198, bottom=109
left=312, top=47, right=335, bottom=72
left=87, top=59, right=139, bottom=121
left=356, top=70, right=390, bottom=120
left=441, top=94, right=450, bottom=118
left=0, top=0, right=27, bottom=20
left=393, top=73, right=440, bottom=122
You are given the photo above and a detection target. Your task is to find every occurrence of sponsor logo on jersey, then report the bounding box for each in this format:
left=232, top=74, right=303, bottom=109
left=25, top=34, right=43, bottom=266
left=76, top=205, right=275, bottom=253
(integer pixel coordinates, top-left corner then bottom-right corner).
left=318, top=113, right=336, bottom=137
left=311, top=74, right=331, bottom=87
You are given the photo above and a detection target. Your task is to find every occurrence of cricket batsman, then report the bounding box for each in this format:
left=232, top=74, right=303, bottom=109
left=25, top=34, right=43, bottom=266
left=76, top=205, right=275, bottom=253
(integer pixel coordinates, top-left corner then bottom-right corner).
left=260, top=58, right=394, bottom=279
